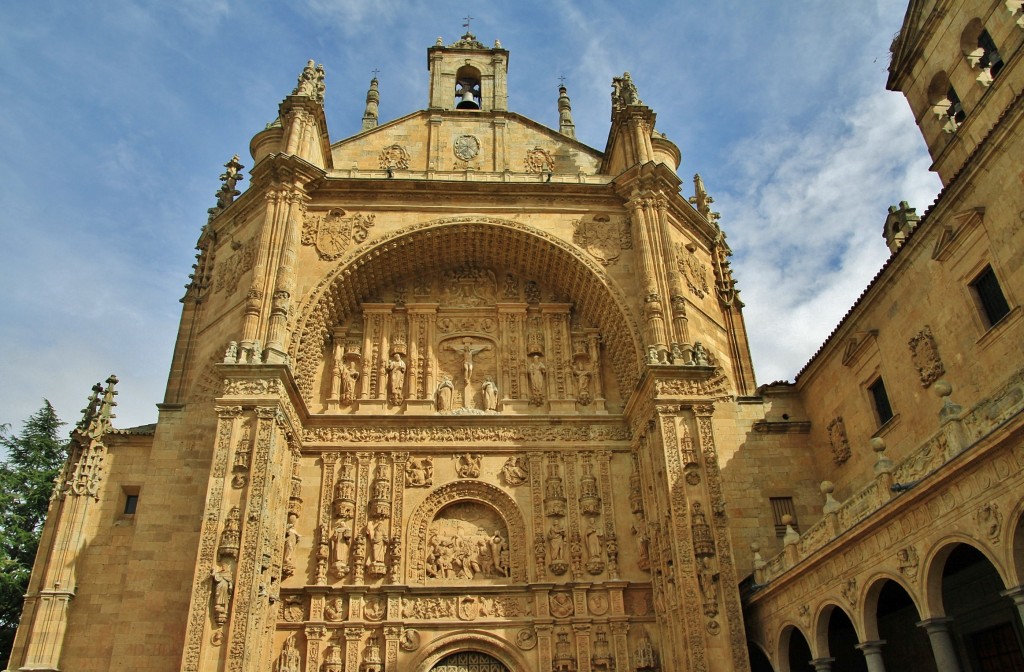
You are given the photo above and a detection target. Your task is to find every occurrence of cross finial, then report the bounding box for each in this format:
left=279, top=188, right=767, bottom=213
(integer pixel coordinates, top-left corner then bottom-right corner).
left=558, top=75, right=566, bottom=86
left=462, top=15, right=473, bottom=29
left=372, top=68, right=380, bottom=79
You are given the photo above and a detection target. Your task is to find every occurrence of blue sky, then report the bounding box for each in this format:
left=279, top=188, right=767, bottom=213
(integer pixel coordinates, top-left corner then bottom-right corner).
left=0, top=1, right=941, bottom=432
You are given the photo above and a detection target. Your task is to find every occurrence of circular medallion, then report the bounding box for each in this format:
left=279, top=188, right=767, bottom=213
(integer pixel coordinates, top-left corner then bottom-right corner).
left=454, top=134, right=481, bottom=161
left=399, top=628, right=420, bottom=652
left=515, top=628, right=537, bottom=650
left=685, top=470, right=701, bottom=486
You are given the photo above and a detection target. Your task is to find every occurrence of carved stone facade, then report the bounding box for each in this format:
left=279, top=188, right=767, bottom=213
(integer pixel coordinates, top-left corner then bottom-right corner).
left=10, top=6, right=1024, bottom=672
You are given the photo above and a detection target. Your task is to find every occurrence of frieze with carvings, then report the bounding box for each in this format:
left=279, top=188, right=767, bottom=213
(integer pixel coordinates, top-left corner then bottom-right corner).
left=653, top=370, right=730, bottom=398
left=301, top=209, right=375, bottom=261
left=302, top=424, right=630, bottom=443
left=908, top=325, right=944, bottom=388
left=572, top=214, right=629, bottom=266
left=222, top=377, right=285, bottom=397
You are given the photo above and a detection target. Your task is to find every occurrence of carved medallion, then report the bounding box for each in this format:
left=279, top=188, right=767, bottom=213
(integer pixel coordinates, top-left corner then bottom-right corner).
left=399, top=628, right=420, bottom=652
left=378, top=144, right=409, bottom=170
left=549, top=592, right=574, bottom=618
left=573, top=215, right=626, bottom=266
left=301, top=209, right=375, bottom=261
left=453, top=135, right=480, bottom=161
left=524, top=147, right=554, bottom=173
left=516, top=628, right=537, bottom=650
left=908, top=326, right=944, bottom=388
left=588, top=592, right=609, bottom=615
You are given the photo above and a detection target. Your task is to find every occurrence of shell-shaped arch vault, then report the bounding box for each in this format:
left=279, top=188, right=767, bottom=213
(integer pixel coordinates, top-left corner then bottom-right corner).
left=290, top=216, right=646, bottom=406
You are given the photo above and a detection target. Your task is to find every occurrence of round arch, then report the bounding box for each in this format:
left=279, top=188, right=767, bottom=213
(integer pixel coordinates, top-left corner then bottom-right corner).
left=290, top=216, right=646, bottom=407
left=411, top=630, right=530, bottom=672
left=860, top=571, right=923, bottom=641
left=777, top=623, right=812, bottom=672
left=921, top=535, right=1010, bottom=618
left=406, top=480, right=529, bottom=584
left=1006, top=496, right=1024, bottom=586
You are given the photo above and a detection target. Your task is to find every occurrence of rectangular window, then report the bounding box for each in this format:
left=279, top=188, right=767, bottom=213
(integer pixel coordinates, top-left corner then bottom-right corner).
left=869, top=377, right=894, bottom=426
left=124, top=494, right=139, bottom=515
left=971, top=265, right=1011, bottom=327
left=770, top=497, right=798, bottom=537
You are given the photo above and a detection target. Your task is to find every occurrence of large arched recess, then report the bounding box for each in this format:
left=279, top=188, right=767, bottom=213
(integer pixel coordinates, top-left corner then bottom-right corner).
left=290, top=216, right=646, bottom=405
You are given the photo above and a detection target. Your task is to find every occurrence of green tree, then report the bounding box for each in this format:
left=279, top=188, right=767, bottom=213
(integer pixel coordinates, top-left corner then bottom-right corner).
left=0, top=401, right=67, bottom=664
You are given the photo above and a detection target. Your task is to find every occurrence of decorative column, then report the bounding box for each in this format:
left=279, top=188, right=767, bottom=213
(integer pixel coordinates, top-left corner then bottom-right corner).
left=626, top=195, right=669, bottom=358
left=1001, top=585, right=1024, bottom=630
left=609, top=621, right=630, bottom=672
left=917, top=618, right=962, bottom=672
left=344, top=627, right=363, bottom=672
left=855, top=640, right=887, bottom=672
left=265, top=188, right=308, bottom=363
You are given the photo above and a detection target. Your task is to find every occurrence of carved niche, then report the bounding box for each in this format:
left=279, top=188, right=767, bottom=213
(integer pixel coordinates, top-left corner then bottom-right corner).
left=407, top=481, right=527, bottom=584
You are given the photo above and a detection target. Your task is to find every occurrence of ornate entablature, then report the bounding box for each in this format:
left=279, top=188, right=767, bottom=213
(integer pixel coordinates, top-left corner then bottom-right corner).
left=290, top=216, right=647, bottom=415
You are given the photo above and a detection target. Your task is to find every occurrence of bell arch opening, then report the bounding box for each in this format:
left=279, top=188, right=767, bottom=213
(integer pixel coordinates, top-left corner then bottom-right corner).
left=291, top=217, right=645, bottom=413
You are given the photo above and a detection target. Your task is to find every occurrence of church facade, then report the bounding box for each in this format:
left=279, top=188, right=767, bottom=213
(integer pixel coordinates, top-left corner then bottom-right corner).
left=6, top=2, right=1024, bottom=671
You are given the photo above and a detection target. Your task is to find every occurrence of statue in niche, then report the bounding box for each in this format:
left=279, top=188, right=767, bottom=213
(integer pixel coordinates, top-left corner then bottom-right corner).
left=698, top=556, right=720, bottom=617
left=275, top=634, right=301, bottom=672
left=365, top=519, right=387, bottom=574
left=405, top=457, right=433, bottom=487
left=547, top=520, right=567, bottom=562
left=691, top=502, right=715, bottom=557
left=631, top=514, right=651, bottom=570
left=527, top=355, right=547, bottom=405
left=482, top=377, right=498, bottom=411
left=501, top=456, right=529, bottom=486
left=425, top=502, right=509, bottom=581
left=435, top=375, right=454, bottom=411
left=585, top=520, right=604, bottom=563
left=341, top=360, right=359, bottom=404
left=330, top=521, right=352, bottom=577
left=386, top=353, right=406, bottom=405
left=573, top=360, right=593, bottom=405
left=210, top=563, right=233, bottom=625
left=444, top=337, right=491, bottom=384
left=455, top=453, right=482, bottom=478
left=282, top=513, right=300, bottom=578
left=324, top=596, right=345, bottom=621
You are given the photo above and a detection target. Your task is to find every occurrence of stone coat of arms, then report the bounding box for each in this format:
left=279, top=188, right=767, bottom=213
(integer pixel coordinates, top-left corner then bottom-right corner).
left=453, top=135, right=480, bottom=161
left=572, top=215, right=627, bottom=265
left=301, top=209, right=375, bottom=261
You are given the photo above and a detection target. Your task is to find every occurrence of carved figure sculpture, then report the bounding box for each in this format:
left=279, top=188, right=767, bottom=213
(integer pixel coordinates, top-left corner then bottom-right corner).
left=386, top=353, right=406, bottom=405
left=324, top=596, right=344, bottom=622
left=276, top=634, right=301, bottom=672
left=631, top=514, right=651, bottom=571
left=501, top=456, right=529, bottom=486
left=210, top=564, right=233, bottom=625
left=341, top=360, right=359, bottom=404
left=573, top=361, right=593, bottom=405
left=482, top=377, right=498, bottom=411
left=547, top=520, right=566, bottom=561
left=282, top=513, right=300, bottom=578
left=698, top=556, right=720, bottom=617
left=435, top=375, right=454, bottom=411
left=527, top=355, right=547, bottom=405
left=405, top=456, right=433, bottom=487
left=692, top=341, right=709, bottom=366
left=445, top=337, right=491, bottom=384
left=330, top=522, right=352, bottom=577
left=646, top=345, right=659, bottom=365
left=585, top=520, right=604, bottom=561
left=489, top=531, right=507, bottom=577
left=365, top=519, right=387, bottom=574
left=455, top=453, right=482, bottom=478
left=223, top=341, right=238, bottom=364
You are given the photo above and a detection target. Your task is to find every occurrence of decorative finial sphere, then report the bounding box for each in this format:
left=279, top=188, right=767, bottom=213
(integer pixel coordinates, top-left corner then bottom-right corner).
left=750, top=542, right=760, bottom=553
left=870, top=437, right=886, bottom=453
left=934, top=379, right=952, bottom=398
left=820, top=480, right=835, bottom=494
left=781, top=514, right=794, bottom=526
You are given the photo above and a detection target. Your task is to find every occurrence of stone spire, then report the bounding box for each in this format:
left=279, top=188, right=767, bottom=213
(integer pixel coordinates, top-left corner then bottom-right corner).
left=362, top=76, right=380, bottom=131
left=557, top=83, right=575, bottom=139
left=207, top=155, right=245, bottom=222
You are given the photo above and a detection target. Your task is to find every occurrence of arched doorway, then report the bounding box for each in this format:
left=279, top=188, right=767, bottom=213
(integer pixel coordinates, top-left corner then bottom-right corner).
left=748, top=640, right=775, bottom=672
left=780, top=625, right=811, bottom=672
left=940, top=543, right=1024, bottom=671
left=431, top=651, right=510, bottom=672
left=824, top=605, right=866, bottom=672
left=873, top=579, right=934, bottom=671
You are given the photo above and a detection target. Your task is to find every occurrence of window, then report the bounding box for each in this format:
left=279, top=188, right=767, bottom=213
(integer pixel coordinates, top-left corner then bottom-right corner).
left=869, top=377, right=894, bottom=426
left=962, top=20, right=1004, bottom=87
left=124, top=494, right=139, bottom=515
left=770, top=497, right=798, bottom=537
left=946, top=85, right=966, bottom=126
left=977, top=30, right=1004, bottom=79
left=928, top=72, right=965, bottom=133
left=970, top=265, right=1011, bottom=327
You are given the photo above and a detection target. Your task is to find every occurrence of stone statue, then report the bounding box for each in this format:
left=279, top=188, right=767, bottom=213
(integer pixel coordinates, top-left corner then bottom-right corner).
left=365, top=519, right=387, bottom=567
left=223, top=341, right=238, bottom=364
left=210, top=563, right=232, bottom=625
left=693, top=341, right=709, bottom=366
left=527, top=355, right=547, bottom=404
left=282, top=513, right=300, bottom=578
left=445, top=337, right=491, bottom=383
left=698, top=556, right=720, bottom=617
left=330, top=521, right=351, bottom=576
left=646, top=345, right=659, bottom=365
left=482, top=377, right=498, bottom=411
left=572, top=361, right=593, bottom=404
left=547, top=520, right=566, bottom=561
left=488, top=531, right=506, bottom=576
left=386, top=353, right=406, bottom=405
left=275, top=633, right=301, bottom=672
left=341, top=360, right=359, bottom=404
left=585, top=520, right=604, bottom=561
left=435, top=375, right=454, bottom=411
